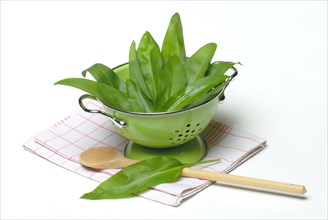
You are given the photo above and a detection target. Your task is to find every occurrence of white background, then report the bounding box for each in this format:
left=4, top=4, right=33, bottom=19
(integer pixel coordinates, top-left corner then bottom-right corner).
left=1, top=1, right=327, bottom=219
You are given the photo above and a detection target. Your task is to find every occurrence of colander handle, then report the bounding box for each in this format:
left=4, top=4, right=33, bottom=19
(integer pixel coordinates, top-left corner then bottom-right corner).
left=78, top=94, right=127, bottom=128
left=218, top=66, right=238, bottom=102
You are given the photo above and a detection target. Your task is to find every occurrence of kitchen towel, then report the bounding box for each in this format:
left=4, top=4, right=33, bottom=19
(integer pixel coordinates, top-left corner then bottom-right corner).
left=23, top=100, right=267, bottom=206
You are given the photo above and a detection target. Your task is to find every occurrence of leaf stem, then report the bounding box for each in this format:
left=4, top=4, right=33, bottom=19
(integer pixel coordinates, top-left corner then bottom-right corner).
left=186, top=158, right=220, bottom=168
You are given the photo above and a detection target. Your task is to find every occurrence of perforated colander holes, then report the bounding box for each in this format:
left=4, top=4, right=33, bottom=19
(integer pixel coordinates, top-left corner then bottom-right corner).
left=169, top=122, right=202, bottom=145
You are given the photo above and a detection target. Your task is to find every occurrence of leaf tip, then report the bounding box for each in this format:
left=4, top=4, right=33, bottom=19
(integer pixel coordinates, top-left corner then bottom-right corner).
left=80, top=193, right=92, bottom=200
left=81, top=70, right=87, bottom=77
left=53, top=80, right=63, bottom=85
left=209, top=42, right=217, bottom=52
left=172, top=12, right=181, bottom=20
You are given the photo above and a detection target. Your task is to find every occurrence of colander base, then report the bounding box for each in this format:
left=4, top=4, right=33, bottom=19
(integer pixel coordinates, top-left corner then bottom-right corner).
left=124, top=136, right=207, bottom=164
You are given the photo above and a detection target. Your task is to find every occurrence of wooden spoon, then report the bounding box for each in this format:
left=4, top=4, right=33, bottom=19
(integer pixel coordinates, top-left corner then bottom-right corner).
left=80, top=146, right=307, bottom=195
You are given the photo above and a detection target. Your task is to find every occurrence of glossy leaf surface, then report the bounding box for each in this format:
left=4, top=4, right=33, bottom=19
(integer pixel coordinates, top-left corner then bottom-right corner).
left=162, top=13, right=186, bottom=65
left=81, top=156, right=219, bottom=199
left=185, top=43, right=217, bottom=84
left=55, top=13, right=238, bottom=113
left=82, top=63, right=126, bottom=93
left=137, top=31, right=163, bottom=103
left=55, top=78, right=144, bottom=112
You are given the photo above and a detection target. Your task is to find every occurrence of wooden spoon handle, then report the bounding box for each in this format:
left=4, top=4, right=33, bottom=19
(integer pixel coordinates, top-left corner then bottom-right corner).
left=181, top=168, right=306, bottom=194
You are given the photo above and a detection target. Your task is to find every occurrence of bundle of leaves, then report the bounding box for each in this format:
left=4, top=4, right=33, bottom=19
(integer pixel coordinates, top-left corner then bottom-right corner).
left=55, top=13, right=239, bottom=113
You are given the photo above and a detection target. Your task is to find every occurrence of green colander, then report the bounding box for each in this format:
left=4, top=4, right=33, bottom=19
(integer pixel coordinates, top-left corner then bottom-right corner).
left=79, top=63, right=237, bottom=163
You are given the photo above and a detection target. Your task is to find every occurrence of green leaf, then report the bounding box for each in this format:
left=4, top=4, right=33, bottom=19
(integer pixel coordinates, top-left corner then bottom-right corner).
left=81, top=156, right=219, bottom=199
left=125, top=79, right=153, bottom=112
left=162, top=13, right=186, bottom=65
left=185, top=43, right=217, bottom=84
left=82, top=63, right=126, bottom=93
left=129, top=41, right=153, bottom=108
left=191, top=61, right=240, bottom=105
left=54, top=78, right=144, bottom=112
left=169, top=56, right=186, bottom=96
left=125, top=79, right=139, bottom=101
left=155, top=55, right=186, bottom=111
left=162, top=73, right=229, bottom=112
left=55, top=13, right=239, bottom=114
left=136, top=86, right=154, bottom=113
left=206, top=61, right=240, bottom=77
left=137, top=31, right=163, bottom=103
left=188, top=81, right=227, bottom=108
left=163, top=61, right=240, bottom=111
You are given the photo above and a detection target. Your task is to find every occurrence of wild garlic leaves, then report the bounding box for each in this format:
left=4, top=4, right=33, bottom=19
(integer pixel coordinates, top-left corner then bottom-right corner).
left=55, top=13, right=239, bottom=113
left=81, top=156, right=219, bottom=199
